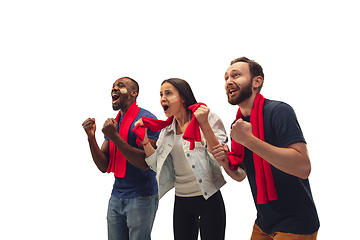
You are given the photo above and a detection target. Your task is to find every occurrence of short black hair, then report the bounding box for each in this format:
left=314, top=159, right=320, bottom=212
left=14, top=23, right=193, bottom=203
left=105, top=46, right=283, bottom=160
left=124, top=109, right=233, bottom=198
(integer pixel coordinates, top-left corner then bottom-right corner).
left=123, top=76, right=139, bottom=94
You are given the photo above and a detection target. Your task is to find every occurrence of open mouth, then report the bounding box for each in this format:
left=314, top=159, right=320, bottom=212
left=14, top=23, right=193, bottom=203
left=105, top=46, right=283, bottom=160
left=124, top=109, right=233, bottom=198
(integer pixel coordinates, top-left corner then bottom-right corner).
left=228, top=88, right=238, bottom=96
left=163, top=105, right=169, bottom=112
left=112, top=93, right=120, bottom=104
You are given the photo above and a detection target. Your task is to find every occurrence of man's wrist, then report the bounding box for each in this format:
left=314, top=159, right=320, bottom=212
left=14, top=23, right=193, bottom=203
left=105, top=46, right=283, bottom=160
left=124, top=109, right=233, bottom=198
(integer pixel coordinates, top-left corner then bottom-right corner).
left=106, top=132, right=120, bottom=142
left=87, top=134, right=96, bottom=141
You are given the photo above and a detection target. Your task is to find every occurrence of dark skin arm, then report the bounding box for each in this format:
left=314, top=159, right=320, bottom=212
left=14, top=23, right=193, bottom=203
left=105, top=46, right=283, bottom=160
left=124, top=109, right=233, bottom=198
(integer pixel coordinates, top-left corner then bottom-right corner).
left=102, top=118, right=155, bottom=171
left=82, top=118, right=109, bottom=173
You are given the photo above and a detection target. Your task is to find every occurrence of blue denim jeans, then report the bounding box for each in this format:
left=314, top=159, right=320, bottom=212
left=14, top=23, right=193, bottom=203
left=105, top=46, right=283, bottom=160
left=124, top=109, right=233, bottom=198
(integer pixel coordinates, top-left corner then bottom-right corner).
left=107, top=194, right=159, bottom=240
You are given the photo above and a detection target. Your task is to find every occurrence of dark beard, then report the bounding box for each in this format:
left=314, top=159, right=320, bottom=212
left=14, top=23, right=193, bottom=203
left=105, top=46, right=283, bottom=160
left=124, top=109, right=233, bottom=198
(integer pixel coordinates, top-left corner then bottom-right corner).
left=227, top=81, right=252, bottom=105
left=112, top=94, right=128, bottom=111
left=112, top=101, right=123, bottom=111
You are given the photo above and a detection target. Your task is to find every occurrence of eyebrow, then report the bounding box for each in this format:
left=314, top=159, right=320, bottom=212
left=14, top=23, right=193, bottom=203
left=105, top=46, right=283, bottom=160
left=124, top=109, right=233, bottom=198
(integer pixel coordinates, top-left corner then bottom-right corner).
left=114, top=82, right=126, bottom=87
left=160, top=88, right=173, bottom=94
left=226, top=69, right=240, bottom=75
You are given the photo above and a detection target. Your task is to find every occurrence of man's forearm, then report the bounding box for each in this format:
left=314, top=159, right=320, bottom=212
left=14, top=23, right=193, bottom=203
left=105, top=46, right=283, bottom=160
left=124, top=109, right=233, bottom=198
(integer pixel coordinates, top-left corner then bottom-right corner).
left=87, top=136, right=109, bottom=173
left=222, top=163, right=246, bottom=182
left=244, top=136, right=311, bottom=179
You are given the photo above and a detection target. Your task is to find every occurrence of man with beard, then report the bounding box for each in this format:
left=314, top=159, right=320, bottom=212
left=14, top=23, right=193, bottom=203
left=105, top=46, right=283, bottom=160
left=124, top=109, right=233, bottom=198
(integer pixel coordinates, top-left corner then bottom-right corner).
left=82, top=77, right=160, bottom=240
left=212, top=57, right=320, bottom=239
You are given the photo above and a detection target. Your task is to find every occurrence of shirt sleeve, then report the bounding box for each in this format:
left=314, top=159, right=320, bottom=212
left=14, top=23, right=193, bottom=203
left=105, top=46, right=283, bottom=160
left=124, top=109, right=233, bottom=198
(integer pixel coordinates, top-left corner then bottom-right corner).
left=140, top=111, right=160, bottom=141
left=208, top=112, right=228, bottom=145
left=270, top=102, right=306, bottom=148
left=145, top=150, right=158, bottom=172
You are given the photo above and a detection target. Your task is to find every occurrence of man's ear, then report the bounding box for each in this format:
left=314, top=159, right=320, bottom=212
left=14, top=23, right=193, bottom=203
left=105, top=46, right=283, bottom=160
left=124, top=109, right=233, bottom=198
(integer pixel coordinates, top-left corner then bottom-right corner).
left=252, top=76, right=263, bottom=92
left=131, top=90, right=138, bottom=98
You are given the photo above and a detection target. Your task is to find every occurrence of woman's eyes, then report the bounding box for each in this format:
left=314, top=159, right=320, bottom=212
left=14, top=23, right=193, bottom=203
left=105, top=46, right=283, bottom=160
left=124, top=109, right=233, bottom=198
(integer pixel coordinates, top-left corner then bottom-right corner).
left=161, top=91, right=172, bottom=96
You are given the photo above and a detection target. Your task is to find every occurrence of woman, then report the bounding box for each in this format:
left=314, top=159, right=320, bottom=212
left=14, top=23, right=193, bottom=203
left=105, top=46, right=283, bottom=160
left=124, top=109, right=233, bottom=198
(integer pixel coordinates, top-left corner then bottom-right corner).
left=135, top=78, right=246, bottom=240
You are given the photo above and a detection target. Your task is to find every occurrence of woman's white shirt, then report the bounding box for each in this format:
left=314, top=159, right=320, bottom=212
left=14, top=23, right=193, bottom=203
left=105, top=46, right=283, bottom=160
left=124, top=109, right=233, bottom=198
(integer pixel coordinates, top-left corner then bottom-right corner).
left=145, top=111, right=228, bottom=200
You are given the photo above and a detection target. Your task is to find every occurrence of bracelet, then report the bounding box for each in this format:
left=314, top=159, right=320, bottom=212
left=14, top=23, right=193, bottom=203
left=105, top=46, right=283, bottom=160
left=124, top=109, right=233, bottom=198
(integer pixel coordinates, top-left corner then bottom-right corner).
left=143, top=140, right=150, bottom=146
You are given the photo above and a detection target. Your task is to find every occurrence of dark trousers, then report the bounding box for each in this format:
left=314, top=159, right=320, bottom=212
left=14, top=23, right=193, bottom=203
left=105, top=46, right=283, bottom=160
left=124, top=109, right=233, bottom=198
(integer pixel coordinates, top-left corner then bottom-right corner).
left=173, top=191, right=226, bottom=240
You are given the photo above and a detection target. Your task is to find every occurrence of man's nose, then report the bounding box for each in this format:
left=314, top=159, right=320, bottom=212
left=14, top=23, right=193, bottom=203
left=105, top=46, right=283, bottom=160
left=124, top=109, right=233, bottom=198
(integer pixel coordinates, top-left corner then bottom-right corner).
left=112, top=86, right=120, bottom=92
left=225, top=78, right=234, bottom=87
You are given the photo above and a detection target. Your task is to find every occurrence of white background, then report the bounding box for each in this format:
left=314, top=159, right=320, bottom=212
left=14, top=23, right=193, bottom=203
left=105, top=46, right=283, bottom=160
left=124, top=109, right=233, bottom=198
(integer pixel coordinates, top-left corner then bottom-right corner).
left=1, top=0, right=359, bottom=239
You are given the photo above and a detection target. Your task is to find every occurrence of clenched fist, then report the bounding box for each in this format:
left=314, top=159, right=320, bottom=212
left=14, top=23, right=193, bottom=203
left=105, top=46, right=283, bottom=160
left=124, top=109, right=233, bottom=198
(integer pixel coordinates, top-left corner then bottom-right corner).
left=193, top=105, right=210, bottom=125
left=230, top=118, right=253, bottom=145
left=82, top=118, right=96, bottom=138
left=102, top=118, right=118, bottom=141
left=212, top=144, right=229, bottom=167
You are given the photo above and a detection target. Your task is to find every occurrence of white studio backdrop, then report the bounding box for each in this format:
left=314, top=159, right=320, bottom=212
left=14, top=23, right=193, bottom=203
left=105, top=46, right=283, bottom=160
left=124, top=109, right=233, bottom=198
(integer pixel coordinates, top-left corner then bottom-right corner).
left=1, top=1, right=359, bottom=239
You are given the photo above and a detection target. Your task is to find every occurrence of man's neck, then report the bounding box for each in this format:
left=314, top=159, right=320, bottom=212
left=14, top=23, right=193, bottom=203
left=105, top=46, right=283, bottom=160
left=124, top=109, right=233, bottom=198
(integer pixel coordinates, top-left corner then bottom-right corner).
left=120, top=101, right=135, bottom=116
left=238, top=94, right=257, bottom=117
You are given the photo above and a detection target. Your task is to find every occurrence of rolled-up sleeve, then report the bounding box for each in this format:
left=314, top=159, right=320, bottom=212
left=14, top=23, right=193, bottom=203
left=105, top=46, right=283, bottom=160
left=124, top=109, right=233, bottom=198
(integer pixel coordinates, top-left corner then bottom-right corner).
left=145, top=150, right=158, bottom=172
left=209, top=112, right=228, bottom=145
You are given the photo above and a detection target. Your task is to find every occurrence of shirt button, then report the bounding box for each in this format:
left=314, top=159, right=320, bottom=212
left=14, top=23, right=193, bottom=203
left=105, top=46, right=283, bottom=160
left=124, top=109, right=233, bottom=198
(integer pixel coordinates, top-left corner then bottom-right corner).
left=186, top=153, right=190, bottom=157
left=199, top=179, right=202, bottom=183
left=204, top=192, right=207, bottom=196
left=192, top=165, right=195, bottom=168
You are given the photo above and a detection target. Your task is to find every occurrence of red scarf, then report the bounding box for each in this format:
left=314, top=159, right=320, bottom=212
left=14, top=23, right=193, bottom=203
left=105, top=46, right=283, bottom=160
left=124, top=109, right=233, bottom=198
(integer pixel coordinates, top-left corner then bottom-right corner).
left=107, top=102, right=141, bottom=178
left=133, top=103, right=206, bottom=150
left=228, top=94, right=278, bottom=204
